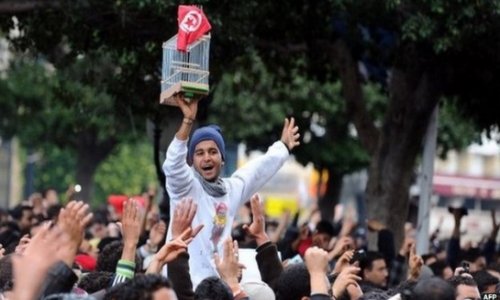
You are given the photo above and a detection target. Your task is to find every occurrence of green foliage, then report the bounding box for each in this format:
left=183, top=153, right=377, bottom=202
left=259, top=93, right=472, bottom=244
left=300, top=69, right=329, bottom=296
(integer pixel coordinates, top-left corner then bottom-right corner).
left=93, top=141, right=156, bottom=206
left=0, top=59, right=124, bottom=148
left=395, top=0, right=500, bottom=53
left=33, top=140, right=156, bottom=207
left=437, top=99, right=481, bottom=158
left=1, top=0, right=498, bottom=212
left=34, top=146, right=76, bottom=194
left=210, top=51, right=369, bottom=174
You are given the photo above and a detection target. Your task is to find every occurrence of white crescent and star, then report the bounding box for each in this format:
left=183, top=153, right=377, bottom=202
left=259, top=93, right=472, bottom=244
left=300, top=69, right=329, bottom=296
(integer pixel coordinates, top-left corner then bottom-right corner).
left=180, top=10, right=202, bottom=33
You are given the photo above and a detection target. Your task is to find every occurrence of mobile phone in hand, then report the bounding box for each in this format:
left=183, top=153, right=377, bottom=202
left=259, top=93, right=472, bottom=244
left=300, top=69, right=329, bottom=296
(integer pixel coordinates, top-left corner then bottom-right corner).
left=350, top=249, right=366, bottom=264
left=461, top=261, right=470, bottom=274
left=288, top=254, right=304, bottom=265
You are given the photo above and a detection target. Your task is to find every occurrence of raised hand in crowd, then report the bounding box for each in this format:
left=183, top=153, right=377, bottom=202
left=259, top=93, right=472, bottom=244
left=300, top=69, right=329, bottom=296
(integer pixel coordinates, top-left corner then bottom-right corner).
left=280, top=117, right=300, bottom=151
left=491, top=209, right=499, bottom=239
left=146, top=227, right=192, bottom=274
left=57, top=200, right=93, bottom=267
left=292, top=224, right=310, bottom=252
left=14, top=234, right=30, bottom=254
left=329, top=236, right=354, bottom=261
left=339, top=215, right=357, bottom=237
left=453, top=265, right=473, bottom=278
left=451, top=208, right=464, bottom=239
left=0, top=243, right=4, bottom=259
left=12, top=224, right=69, bottom=300
left=332, top=265, right=362, bottom=300
left=407, top=244, right=424, bottom=281
left=367, top=219, right=386, bottom=232
left=214, top=238, right=247, bottom=299
left=304, top=246, right=330, bottom=296
left=399, top=236, right=415, bottom=258
left=144, top=220, right=167, bottom=254
left=64, top=184, right=77, bottom=202
left=332, top=249, right=355, bottom=276
left=242, top=194, right=270, bottom=246
left=270, top=209, right=290, bottom=244
left=148, top=196, right=204, bottom=274
left=140, top=193, right=155, bottom=234
left=119, top=198, right=144, bottom=262
left=171, top=198, right=203, bottom=240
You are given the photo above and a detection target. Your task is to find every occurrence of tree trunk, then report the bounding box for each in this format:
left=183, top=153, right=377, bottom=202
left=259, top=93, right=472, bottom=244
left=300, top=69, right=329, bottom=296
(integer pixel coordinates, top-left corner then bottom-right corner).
left=365, top=68, right=439, bottom=249
left=74, top=133, right=117, bottom=203
left=74, top=150, right=98, bottom=203
left=318, top=168, right=344, bottom=222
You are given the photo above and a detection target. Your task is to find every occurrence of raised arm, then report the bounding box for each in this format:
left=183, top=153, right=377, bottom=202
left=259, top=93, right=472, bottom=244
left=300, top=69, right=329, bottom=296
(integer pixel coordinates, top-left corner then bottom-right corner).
left=245, top=194, right=284, bottom=290
left=175, top=94, right=199, bottom=141
left=232, top=117, right=300, bottom=203
left=163, top=96, right=200, bottom=199
left=447, top=209, right=463, bottom=269
left=483, top=210, right=499, bottom=265
left=112, top=199, right=143, bottom=286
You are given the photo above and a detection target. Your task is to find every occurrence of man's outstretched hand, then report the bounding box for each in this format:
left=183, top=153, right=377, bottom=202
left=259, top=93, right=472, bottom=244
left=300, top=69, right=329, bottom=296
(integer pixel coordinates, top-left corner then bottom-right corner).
left=281, top=117, right=300, bottom=151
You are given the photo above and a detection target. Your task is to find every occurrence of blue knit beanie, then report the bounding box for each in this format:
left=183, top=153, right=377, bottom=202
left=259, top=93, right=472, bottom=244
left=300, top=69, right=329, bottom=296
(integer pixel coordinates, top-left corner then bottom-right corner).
left=188, top=125, right=225, bottom=164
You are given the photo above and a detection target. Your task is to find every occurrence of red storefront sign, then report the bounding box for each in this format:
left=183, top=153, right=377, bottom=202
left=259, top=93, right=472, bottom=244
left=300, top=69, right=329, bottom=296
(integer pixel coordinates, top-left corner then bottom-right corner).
left=433, top=173, right=500, bottom=199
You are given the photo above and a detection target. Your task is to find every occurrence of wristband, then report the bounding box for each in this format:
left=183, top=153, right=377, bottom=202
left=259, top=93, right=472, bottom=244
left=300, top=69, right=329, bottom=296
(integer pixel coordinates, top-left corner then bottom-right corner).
left=183, top=117, right=194, bottom=125
left=280, top=140, right=290, bottom=151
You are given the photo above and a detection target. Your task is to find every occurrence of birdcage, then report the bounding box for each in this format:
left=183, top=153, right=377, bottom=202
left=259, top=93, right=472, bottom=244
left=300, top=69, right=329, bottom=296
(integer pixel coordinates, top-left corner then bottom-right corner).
left=160, top=34, right=210, bottom=105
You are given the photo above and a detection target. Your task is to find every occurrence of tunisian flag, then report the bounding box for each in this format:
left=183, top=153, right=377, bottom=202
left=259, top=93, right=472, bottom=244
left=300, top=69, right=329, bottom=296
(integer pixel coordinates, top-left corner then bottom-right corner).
left=177, top=5, right=211, bottom=51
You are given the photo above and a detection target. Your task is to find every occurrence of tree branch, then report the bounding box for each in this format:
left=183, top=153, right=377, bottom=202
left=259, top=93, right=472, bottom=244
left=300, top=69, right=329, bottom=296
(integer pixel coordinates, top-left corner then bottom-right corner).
left=331, top=39, right=380, bottom=155
left=255, top=40, right=308, bottom=54
left=0, top=0, right=59, bottom=14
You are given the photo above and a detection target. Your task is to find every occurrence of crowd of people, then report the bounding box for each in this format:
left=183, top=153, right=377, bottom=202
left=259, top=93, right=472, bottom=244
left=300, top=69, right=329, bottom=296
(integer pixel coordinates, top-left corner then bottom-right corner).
left=0, top=96, right=498, bottom=299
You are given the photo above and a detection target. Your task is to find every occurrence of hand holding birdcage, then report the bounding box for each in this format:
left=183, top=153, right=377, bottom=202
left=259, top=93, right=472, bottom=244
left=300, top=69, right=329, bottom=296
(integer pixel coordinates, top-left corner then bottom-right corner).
left=175, top=93, right=199, bottom=121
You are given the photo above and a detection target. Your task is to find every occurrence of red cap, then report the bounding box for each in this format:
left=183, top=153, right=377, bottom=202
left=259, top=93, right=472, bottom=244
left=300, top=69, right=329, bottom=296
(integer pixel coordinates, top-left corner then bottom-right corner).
left=74, top=254, right=97, bottom=271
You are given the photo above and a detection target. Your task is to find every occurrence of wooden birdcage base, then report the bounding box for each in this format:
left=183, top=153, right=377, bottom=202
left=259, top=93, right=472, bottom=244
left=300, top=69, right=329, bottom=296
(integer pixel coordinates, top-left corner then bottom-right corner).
left=160, top=81, right=209, bottom=106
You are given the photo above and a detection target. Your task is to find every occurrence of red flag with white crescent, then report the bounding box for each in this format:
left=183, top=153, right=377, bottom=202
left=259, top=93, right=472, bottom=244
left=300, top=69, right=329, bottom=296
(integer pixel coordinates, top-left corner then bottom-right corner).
left=177, top=5, right=211, bottom=51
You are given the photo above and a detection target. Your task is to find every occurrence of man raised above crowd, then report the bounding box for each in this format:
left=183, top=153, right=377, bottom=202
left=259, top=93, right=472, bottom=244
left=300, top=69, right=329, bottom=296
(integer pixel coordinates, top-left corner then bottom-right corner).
left=163, top=95, right=300, bottom=286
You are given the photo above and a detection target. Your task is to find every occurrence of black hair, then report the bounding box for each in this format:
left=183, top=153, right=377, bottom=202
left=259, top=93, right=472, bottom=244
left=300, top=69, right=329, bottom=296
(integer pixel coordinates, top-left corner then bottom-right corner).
left=315, top=220, right=336, bottom=237
left=96, top=241, right=142, bottom=273
left=461, top=247, right=483, bottom=263
left=448, top=275, right=478, bottom=288
left=275, top=264, right=310, bottom=300
left=91, top=209, right=109, bottom=226
left=47, top=204, right=63, bottom=221
left=359, top=251, right=386, bottom=274
left=0, top=222, right=21, bottom=251
left=471, top=270, right=499, bottom=293
left=428, top=260, right=450, bottom=278
left=78, top=271, right=114, bottom=294
left=412, top=277, right=455, bottom=300
left=97, top=237, right=120, bottom=253
left=42, top=187, right=57, bottom=199
left=358, top=291, right=388, bottom=300
left=0, top=255, right=14, bottom=292
left=231, top=223, right=247, bottom=243
left=488, top=262, right=500, bottom=273
left=9, top=205, right=33, bottom=221
left=104, top=274, right=172, bottom=300
left=194, top=276, right=232, bottom=300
